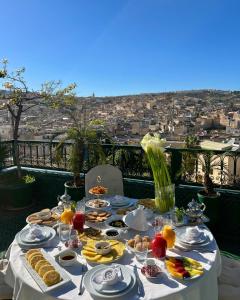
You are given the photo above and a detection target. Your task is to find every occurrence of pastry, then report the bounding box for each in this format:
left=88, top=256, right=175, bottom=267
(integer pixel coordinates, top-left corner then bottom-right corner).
left=89, top=186, right=108, bottom=195
left=85, top=211, right=111, bottom=223
left=138, top=199, right=156, bottom=210
left=127, top=234, right=152, bottom=250
left=27, top=211, right=59, bottom=226
left=29, top=255, right=44, bottom=268
left=38, top=265, right=55, bottom=277
left=25, top=249, right=41, bottom=260
left=35, top=260, right=50, bottom=272
left=42, top=270, right=61, bottom=286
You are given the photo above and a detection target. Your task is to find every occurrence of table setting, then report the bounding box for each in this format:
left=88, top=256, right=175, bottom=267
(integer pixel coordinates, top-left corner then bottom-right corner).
left=3, top=181, right=222, bottom=300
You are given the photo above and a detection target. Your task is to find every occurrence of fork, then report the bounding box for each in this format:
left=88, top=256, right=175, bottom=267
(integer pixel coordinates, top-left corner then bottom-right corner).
left=79, top=262, right=88, bottom=295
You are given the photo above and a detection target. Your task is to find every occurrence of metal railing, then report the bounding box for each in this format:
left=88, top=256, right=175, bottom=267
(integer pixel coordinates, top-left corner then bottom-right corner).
left=1, top=139, right=240, bottom=189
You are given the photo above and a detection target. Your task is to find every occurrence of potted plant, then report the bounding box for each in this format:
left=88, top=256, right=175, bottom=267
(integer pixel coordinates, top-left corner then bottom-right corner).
left=197, top=152, right=225, bottom=226
left=55, top=105, right=108, bottom=201
left=0, top=59, right=76, bottom=209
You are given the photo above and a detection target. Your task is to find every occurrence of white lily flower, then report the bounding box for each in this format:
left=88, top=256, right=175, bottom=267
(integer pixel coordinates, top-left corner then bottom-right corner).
left=141, top=132, right=166, bottom=153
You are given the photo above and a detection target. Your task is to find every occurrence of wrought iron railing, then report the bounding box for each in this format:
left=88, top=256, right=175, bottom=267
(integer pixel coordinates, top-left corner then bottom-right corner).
left=1, top=140, right=240, bottom=189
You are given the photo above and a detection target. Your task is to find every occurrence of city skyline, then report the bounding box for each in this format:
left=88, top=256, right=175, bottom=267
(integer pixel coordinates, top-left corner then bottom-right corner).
left=1, top=0, right=240, bottom=96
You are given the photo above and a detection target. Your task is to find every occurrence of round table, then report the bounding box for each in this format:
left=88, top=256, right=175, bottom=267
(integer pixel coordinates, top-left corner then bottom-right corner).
left=4, top=224, right=221, bottom=300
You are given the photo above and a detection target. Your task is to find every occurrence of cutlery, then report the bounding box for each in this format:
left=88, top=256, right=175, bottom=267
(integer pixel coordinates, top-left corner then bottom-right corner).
left=175, top=245, right=214, bottom=253
left=133, top=265, right=144, bottom=295
left=79, top=262, right=88, bottom=295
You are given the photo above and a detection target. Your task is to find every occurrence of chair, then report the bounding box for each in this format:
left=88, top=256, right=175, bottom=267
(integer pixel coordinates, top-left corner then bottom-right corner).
left=85, top=164, right=124, bottom=196
left=218, top=253, right=240, bottom=300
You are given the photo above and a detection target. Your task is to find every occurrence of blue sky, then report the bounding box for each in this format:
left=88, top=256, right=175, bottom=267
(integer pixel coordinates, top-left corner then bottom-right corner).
left=0, top=0, right=240, bottom=96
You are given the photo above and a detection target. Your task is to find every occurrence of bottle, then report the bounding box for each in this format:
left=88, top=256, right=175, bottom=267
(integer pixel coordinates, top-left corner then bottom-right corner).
left=72, top=201, right=85, bottom=233
left=151, top=233, right=167, bottom=259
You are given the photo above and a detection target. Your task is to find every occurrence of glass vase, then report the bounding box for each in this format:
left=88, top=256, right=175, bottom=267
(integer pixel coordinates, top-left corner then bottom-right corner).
left=154, top=183, right=175, bottom=214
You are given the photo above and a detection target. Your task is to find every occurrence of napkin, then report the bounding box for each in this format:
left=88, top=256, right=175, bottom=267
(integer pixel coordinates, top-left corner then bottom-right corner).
left=124, top=206, right=149, bottom=231
left=26, top=225, right=45, bottom=241
left=183, top=227, right=204, bottom=243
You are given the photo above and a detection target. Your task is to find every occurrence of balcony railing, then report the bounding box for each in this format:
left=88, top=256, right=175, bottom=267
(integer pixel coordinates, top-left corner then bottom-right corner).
left=1, top=139, right=240, bottom=189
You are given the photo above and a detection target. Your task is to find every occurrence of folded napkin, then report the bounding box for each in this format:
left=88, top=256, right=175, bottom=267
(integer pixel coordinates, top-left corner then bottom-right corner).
left=26, top=225, right=45, bottom=241
left=112, top=195, right=129, bottom=206
left=183, top=227, right=204, bottom=243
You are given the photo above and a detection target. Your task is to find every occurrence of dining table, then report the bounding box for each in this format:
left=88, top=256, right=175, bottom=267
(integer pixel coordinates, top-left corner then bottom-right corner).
left=3, top=197, right=222, bottom=300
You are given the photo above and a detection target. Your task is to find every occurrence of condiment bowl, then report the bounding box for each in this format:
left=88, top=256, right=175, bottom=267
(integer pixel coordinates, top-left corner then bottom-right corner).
left=95, top=241, right=112, bottom=255
left=59, top=249, right=77, bottom=266
left=103, top=228, right=122, bottom=240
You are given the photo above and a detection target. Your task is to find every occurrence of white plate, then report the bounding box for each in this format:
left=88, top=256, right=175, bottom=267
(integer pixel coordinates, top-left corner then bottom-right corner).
left=16, top=226, right=56, bottom=249
left=109, top=196, right=136, bottom=208
left=91, top=265, right=132, bottom=294
left=86, top=199, right=111, bottom=210
left=84, top=264, right=136, bottom=299
left=175, top=227, right=213, bottom=250
left=176, top=237, right=212, bottom=250
left=20, top=249, right=73, bottom=292
left=20, top=228, right=50, bottom=243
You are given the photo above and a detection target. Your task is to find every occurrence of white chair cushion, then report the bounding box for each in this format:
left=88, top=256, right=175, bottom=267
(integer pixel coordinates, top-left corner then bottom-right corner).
left=218, top=255, right=240, bottom=300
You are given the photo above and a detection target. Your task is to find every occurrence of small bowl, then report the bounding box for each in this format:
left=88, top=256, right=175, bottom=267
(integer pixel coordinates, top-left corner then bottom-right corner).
left=37, top=210, right=51, bottom=220
left=59, top=250, right=77, bottom=266
left=107, top=217, right=128, bottom=230
left=103, top=229, right=121, bottom=240
left=141, top=259, right=162, bottom=278
left=95, top=241, right=112, bottom=255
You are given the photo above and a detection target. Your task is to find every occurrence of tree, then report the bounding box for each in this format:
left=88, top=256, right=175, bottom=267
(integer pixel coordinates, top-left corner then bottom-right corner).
left=0, top=59, right=76, bottom=178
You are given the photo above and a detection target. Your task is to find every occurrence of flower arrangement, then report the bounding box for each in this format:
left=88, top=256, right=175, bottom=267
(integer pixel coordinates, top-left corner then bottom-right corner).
left=141, top=133, right=175, bottom=213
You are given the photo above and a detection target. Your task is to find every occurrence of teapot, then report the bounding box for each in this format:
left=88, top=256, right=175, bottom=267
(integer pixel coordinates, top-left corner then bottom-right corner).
left=185, top=198, right=206, bottom=219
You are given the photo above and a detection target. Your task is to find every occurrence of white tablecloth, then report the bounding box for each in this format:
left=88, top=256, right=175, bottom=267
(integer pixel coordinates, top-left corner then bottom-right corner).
left=4, top=225, right=221, bottom=300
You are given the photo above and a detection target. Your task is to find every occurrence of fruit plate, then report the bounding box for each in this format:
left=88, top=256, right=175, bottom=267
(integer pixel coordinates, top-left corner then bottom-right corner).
left=165, top=256, right=204, bottom=281
left=20, top=249, right=73, bottom=292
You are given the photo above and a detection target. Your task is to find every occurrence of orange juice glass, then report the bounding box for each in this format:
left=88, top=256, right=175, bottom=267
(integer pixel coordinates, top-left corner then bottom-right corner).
left=61, top=202, right=74, bottom=224
left=162, top=225, right=176, bottom=248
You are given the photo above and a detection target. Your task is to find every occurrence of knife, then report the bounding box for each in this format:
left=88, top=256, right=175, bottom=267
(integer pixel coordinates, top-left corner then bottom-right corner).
left=133, top=264, right=144, bottom=296
left=79, top=262, right=88, bottom=295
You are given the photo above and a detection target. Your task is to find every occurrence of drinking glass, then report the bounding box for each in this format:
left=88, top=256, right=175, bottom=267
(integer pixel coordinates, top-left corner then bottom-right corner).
left=59, top=223, right=71, bottom=242
left=153, top=215, right=164, bottom=234
left=134, top=241, right=149, bottom=263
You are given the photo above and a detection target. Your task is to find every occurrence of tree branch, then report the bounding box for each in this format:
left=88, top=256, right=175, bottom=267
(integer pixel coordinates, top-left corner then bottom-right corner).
left=22, top=103, right=39, bottom=112
left=6, top=104, right=16, bottom=118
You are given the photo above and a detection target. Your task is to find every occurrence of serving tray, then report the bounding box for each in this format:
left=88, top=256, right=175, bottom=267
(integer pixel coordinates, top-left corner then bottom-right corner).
left=20, top=249, right=73, bottom=292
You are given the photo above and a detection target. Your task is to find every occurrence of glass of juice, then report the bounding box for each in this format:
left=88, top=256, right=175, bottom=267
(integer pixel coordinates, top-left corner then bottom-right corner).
left=61, top=201, right=74, bottom=224
left=72, top=201, right=85, bottom=233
